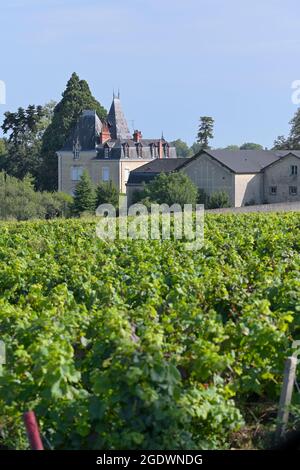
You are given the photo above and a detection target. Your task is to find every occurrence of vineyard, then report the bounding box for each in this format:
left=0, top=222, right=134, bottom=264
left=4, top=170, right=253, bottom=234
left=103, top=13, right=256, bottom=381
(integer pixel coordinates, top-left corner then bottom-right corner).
left=0, top=213, right=299, bottom=449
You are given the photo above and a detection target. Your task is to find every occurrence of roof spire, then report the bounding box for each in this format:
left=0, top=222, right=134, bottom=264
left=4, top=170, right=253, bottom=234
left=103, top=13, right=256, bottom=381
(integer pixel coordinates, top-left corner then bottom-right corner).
left=118, top=88, right=120, bottom=99
left=113, top=88, right=115, bottom=99
left=161, top=130, right=165, bottom=140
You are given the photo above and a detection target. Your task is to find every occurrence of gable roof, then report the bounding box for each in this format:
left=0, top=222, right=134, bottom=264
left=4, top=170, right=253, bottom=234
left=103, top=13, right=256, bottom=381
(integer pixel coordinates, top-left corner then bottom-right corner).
left=184, top=149, right=280, bottom=174
left=61, top=110, right=102, bottom=151
left=127, top=158, right=186, bottom=185
left=127, top=149, right=300, bottom=186
left=107, top=97, right=131, bottom=140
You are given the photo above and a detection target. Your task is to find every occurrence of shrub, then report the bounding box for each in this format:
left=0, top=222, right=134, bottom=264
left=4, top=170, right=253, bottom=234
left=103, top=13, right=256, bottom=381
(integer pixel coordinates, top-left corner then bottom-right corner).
left=208, top=190, right=230, bottom=209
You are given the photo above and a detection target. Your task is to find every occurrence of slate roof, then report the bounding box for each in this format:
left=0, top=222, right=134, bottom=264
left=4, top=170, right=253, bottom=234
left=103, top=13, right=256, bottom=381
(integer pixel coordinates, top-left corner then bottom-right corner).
left=127, top=149, right=300, bottom=185
left=107, top=97, right=131, bottom=140
left=61, top=110, right=102, bottom=151
left=127, top=159, right=186, bottom=185
left=194, top=149, right=279, bottom=173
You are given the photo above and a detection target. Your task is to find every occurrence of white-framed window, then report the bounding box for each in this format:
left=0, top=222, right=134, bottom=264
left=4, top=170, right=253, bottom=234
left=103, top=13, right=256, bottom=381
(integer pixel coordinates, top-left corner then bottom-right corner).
left=124, top=168, right=130, bottom=183
left=102, top=167, right=110, bottom=181
left=269, top=186, right=277, bottom=195
left=104, top=146, right=110, bottom=158
left=289, top=185, right=297, bottom=195
left=123, top=144, right=129, bottom=158
left=73, top=140, right=81, bottom=160
left=291, top=165, right=298, bottom=175
left=136, top=143, right=143, bottom=158
left=164, top=143, right=169, bottom=158
left=71, top=166, right=83, bottom=181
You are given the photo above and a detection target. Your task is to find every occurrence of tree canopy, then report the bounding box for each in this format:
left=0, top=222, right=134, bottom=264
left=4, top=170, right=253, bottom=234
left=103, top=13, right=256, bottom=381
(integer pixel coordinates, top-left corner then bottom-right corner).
left=133, top=172, right=198, bottom=208
left=72, top=171, right=96, bottom=216
left=196, top=116, right=214, bottom=150
left=170, top=139, right=192, bottom=158
left=40, top=73, right=107, bottom=190
left=1, top=104, right=54, bottom=183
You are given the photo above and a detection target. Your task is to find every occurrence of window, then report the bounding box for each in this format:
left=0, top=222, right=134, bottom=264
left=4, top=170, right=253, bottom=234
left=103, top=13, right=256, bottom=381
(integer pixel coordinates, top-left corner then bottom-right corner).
left=71, top=166, right=83, bottom=181
left=73, top=139, right=81, bottom=160
left=289, top=186, right=297, bottom=195
left=74, top=148, right=80, bottom=160
left=269, top=186, right=277, bottom=195
left=123, top=144, right=129, bottom=158
left=102, top=167, right=110, bottom=181
left=136, top=143, right=143, bottom=158
left=124, top=168, right=130, bottom=183
left=291, top=165, right=298, bottom=175
left=104, top=146, right=110, bottom=158
left=164, top=144, right=169, bottom=158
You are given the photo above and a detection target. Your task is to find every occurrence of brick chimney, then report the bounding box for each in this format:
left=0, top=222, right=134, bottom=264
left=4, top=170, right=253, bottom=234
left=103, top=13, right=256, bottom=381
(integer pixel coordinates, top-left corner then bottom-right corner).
left=100, top=121, right=111, bottom=144
left=133, top=130, right=142, bottom=142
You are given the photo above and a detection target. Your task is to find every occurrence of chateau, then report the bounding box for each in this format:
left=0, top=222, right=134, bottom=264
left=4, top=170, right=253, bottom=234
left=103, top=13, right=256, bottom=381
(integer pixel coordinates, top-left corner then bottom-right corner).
left=57, top=94, right=177, bottom=194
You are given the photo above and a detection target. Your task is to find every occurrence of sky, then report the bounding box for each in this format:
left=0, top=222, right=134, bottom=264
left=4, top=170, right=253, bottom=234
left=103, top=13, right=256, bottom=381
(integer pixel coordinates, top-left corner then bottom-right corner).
left=1, top=0, right=300, bottom=148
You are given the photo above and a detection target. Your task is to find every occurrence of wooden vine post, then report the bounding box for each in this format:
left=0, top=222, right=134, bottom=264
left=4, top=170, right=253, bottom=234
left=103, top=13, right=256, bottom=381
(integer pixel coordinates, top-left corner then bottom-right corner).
left=275, top=356, right=298, bottom=443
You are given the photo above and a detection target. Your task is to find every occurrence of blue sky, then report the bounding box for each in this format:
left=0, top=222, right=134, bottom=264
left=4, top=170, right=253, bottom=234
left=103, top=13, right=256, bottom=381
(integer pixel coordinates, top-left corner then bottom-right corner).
left=1, top=0, right=300, bottom=147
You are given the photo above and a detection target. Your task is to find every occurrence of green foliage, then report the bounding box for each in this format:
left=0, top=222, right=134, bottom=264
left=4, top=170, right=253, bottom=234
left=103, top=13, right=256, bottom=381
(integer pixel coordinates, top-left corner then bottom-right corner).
left=0, top=213, right=299, bottom=449
left=40, top=73, right=107, bottom=191
left=197, top=188, right=209, bottom=207
left=72, top=171, right=96, bottom=216
left=134, top=172, right=198, bottom=208
left=190, top=142, right=202, bottom=155
left=0, top=172, right=72, bottom=220
left=223, top=145, right=240, bottom=151
left=240, top=143, right=264, bottom=150
left=196, top=116, right=214, bottom=149
left=96, top=180, right=119, bottom=208
left=170, top=139, right=193, bottom=158
left=1, top=104, right=54, bottom=182
left=208, top=190, right=231, bottom=209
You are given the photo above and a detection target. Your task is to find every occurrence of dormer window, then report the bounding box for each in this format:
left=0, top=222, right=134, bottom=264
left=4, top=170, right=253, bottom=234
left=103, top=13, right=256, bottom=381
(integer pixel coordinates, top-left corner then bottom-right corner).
left=136, top=143, right=143, bottom=158
left=73, top=139, right=81, bottom=160
left=291, top=165, right=298, bottom=175
left=104, top=145, right=110, bottom=159
left=150, top=143, right=155, bottom=159
left=164, top=143, right=169, bottom=158
left=123, top=143, right=129, bottom=158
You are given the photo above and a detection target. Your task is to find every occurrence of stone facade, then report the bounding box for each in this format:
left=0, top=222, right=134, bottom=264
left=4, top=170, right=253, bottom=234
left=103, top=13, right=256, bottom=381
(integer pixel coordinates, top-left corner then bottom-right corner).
left=126, top=149, right=300, bottom=207
left=57, top=96, right=177, bottom=195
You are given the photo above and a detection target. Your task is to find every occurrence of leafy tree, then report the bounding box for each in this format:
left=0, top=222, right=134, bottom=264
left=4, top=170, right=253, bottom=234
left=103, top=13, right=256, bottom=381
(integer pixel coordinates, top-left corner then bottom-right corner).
left=208, top=190, right=230, bottom=209
left=223, top=145, right=240, bottom=151
left=286, top=108, right=300, bottom=149
left=72, top=171, right=96, bottom=216
left=0, top=171, right=72, bottom=220
left=170, top=139, right=192, bottom=158
left=0, top=138, right=7, bottom=168
left=134, top=172, right=198, bottom=208
left=240, top=142, right=264, bottom=150
left=96, top=180, right=119, bottom=208
left=190, top=142, right=202, bottom=155
left=196, top=116, right=214, bottom=149
left=40, top=72, right=107, bottom=191
left=273, top=135, right=291, bottom=150
left=1, top=104, right=53, bottom=182
left=197, top=188, right=209, bottom=207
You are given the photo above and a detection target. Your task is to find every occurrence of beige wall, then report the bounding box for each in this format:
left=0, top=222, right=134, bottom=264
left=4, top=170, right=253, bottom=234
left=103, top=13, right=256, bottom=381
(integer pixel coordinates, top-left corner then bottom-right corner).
left=58, top=150, right=152, bottom=194
left=181, top=153, right=235, bottom=205
left=119, top=160, right=150, bottom=193
left=263, top=155, right=300, bottom=203
left=234, top=174, right=262, bottom=206
left=58, top=150, right=97, bottom=194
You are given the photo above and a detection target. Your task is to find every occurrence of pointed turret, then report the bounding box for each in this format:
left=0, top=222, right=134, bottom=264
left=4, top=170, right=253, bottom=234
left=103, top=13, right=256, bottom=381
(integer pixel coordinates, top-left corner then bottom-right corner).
left=107, top=96, right=131, bottom=140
